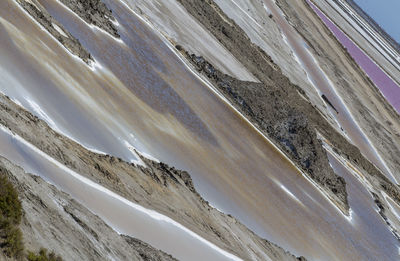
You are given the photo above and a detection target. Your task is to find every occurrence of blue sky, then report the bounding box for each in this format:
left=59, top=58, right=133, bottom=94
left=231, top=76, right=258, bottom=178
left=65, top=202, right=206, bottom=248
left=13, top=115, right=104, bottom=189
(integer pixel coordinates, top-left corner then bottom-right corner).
left=354, top=0, right=400, bottom=43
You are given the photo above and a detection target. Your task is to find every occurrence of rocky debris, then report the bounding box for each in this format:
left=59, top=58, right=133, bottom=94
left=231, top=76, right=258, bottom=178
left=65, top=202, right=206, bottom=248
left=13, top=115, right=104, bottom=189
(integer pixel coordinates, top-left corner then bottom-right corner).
left=122, top=236, right=177, bottom=261
left=371, top=192, right=400, bottom=241
left=0, top=157, right=177, bottom=261
left=176, top=0, right=400, bottom=215
left=0, top=95, right=303, bottom=260
left=139, top=154, right=196, bottom=193
left=16, top=0, right=93, bottom=64
left=274, top=0, right=400, bottom=216
left=183, top=50, right=349, bottom=215
left=58, top=0, right=120, bottom=38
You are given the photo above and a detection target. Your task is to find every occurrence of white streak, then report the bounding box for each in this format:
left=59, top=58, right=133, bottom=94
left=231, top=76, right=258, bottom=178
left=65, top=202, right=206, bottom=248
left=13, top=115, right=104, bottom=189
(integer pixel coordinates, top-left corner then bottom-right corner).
left=52, top=23, right=68, bottom=37
left=0, top=125, right=242, bottom=261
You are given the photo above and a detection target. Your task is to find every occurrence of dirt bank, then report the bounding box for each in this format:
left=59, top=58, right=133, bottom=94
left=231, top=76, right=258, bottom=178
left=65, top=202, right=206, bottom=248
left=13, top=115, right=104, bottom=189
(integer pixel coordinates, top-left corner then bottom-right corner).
left=58, top=0, right=119, bottom=38
left=182, top=49, right=348, bottom=212
left=176, top=0, right=349, bottom=213
left=0, top=94, right=303, bottom=260
left=16, top=0, right=93, bottom=64
left=0, top=157, right=177, bottom=261
left=176, top=0, right=400, bottom=215
left=275, top=0, right=400, bottom=211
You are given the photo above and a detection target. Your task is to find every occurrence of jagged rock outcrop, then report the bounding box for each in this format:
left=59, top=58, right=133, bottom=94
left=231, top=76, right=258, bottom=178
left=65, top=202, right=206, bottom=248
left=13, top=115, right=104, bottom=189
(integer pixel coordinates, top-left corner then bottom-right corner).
left=59, top=0, right=119, bottom=38
left=17, top=0, right=93, bottom=64
left=0, top=158, right=177, bottom=261
left=0, top=93, right=303, bottom=260
left=175, top=0, right=400, bottom=215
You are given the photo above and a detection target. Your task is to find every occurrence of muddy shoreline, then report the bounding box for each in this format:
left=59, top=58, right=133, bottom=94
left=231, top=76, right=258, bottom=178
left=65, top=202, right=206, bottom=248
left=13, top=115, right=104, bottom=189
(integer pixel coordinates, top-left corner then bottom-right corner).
left=0, top=94, right=303, bottom=260
left=177, top=0, right=349, bottom=213
left=17, top=0, right=93, bottom=64
left=181, top=49, right=349, bottom=211
left=0, top=158, right=178, bottom=261
left=3, top=0, right=399, bottom=259
left=58, top=0, right=119, bottom=38
left=176, top=0, right=400, bottom=215
left=275, top=0, right=400, bottom=205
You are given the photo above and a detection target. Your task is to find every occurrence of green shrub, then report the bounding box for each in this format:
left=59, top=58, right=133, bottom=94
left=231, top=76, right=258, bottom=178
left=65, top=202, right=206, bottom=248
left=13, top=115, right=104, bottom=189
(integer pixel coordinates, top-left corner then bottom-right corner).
left=0, top=171, right=62, bottom=261
left=0, top=175, right=22, bottom=225
left=0, top=172, right=24, bottom=258
left=2, top=226, right=24, bottom=258
left=27, top=248, right=63, bottom=261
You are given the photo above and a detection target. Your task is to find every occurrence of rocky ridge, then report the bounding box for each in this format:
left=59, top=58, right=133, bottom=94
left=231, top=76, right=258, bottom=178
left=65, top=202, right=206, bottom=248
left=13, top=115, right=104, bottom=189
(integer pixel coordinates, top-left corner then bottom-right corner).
left=16, top=0, right=93, bottom=64
left=58, top=0, right=119, bottom=38
left=0, top=157, right=177, bottom=261
left=0, top=94, right=304, bottom=260
left=176, top=0, right=400, bottom=215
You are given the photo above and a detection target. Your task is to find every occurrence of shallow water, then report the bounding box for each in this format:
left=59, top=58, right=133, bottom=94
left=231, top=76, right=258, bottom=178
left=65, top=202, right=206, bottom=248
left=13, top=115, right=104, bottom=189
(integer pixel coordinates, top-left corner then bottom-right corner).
left=0, top=0, right=399, bottom=259
left=326, top=150, right=399, bottom=261
left=0, top=126, right=239, bottom=261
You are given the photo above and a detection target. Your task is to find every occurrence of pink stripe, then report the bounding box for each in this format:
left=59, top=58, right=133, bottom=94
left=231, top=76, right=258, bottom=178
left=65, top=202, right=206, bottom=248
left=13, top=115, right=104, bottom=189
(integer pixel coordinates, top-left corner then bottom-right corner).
left=308, top=1, right=400, bottom=113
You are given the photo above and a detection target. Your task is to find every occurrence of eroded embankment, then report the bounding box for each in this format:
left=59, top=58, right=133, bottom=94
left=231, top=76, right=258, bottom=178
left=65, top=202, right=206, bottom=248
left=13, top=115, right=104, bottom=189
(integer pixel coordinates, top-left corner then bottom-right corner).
left=275, top=0, right=400, bottom=206
left=0, top=94, right=303, bottom=261
left=277, top=0, right=400, bottom=168
left=16, top=0, right=92, bottom=64
left=180, top=49, right=348, bottom=212
left=176, top=0, right=400, bottom=214
left=0, top=157, right=178, bottom=261
left=58, top=0, right=119, bottom=38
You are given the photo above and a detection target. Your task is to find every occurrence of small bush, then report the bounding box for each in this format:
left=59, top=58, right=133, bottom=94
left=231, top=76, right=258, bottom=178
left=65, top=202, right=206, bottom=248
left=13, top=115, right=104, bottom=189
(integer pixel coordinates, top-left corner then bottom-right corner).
left=27, top=248, right=63, bottom=261
left=0, top=171, right=63, bottom=261
left=2, top=225, right=24, bottom=258
left=0, top=175, right=22, bottom=225
left=0, top=172, right=24, bottom=258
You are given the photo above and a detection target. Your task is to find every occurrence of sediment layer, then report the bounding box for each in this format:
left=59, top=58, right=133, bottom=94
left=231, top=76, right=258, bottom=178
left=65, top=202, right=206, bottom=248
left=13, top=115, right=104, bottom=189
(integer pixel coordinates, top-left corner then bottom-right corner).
left=0, top=158, right=178, bottom=260
left=176, top=0, right=400, bottom=215
left=17, top=0, right=93, bottom=64
left=0, top=94, right=303, bottom=260
left=58, top=0, right=120, bottom=38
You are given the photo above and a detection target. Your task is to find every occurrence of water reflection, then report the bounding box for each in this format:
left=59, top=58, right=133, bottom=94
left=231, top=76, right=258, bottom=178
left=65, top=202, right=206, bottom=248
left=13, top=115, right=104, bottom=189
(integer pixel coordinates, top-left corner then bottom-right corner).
left=40, top=0, right=219, bottom=146
left=0, top=0, right=399, bottom=259
left=262, top=0, right=396, bottom=182
left=327, top=150, right=399, bottom=260
left=0, top=127, right=238, bottom=261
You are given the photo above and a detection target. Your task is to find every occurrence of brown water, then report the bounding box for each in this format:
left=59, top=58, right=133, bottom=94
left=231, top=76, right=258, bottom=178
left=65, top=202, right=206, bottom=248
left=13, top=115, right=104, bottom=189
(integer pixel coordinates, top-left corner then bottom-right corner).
left=0, top=0, right=399, bottom=259
left=0, top=126, right=240, bottom=261
left=326, top=149, right=399, bottom=261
